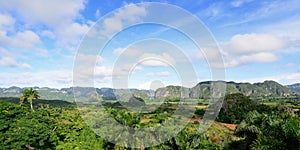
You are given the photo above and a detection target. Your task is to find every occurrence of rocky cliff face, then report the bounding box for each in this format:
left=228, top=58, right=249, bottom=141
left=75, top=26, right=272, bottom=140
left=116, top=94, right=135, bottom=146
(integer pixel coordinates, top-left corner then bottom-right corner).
left=154, top=80, right=292, bottom=99
left=155, top=86, right=190, bottom=99
left=0, top=80, right=294, bottom=101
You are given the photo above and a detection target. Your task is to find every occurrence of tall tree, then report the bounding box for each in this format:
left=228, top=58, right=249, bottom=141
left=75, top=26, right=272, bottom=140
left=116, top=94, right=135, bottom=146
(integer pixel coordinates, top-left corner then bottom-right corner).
left=20, top=88, right=40, bottom=110
left=233, top=111, right=300, bottom=150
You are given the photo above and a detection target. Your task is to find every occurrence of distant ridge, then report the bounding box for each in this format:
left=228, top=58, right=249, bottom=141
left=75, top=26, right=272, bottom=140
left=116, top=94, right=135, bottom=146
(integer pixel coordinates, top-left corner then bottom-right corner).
left=156, top=80, right=292, bottom=99
left=0, top=80, right=295, bottom=101
left=287, top=83, right=300, bottom=93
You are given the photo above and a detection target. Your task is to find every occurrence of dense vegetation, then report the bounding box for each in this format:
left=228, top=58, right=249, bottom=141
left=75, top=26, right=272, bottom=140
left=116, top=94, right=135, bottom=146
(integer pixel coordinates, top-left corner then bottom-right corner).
left=1, top=91, right=300, bottom=149
left=230, top=111, right=300, bottom=150
left=0, top=100, right=229, bottom=149
left=217, top=93, right=275, bottom=124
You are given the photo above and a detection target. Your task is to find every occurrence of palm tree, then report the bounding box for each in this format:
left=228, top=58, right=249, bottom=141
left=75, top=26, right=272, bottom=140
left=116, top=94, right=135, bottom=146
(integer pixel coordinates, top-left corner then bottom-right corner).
left=234, top=111, right=263, bottom=149
left=20, top=88, right=40, bottom=110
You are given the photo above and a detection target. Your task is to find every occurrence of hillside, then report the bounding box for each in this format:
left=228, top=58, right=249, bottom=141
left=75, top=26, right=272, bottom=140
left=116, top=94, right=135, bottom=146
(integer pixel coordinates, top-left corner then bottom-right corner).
left=156, top=80, right=292, bottom=99
left=0, top=80, right=293, bottom=101
left=288, top=83, right=300, bottom=93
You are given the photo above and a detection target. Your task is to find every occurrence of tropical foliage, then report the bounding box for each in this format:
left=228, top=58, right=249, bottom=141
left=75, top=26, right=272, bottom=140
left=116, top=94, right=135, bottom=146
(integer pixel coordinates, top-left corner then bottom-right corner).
left=217, top=93, right=273, bottom=124
left=20, top=88, right=40, bottom=110
left=1, top=91, right=300, bottom=149
left=227, top=111, right=300, bottom=150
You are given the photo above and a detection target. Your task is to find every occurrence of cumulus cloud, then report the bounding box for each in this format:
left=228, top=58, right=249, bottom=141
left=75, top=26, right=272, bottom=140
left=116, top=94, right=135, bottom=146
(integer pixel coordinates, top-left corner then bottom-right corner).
left=0, top=30, right=41, bottom=49
left=222, top=52, right=279, bottom=68
left=224, top=33, right=286, bottom=54
left=0, top=60, right=32, bottom=70
left=197, top=33, right=286, bottom=68
left=74, top=53, right=106, bottom=77
left=0, top=13, right=48, bottom=61
left=102, top=3, right=147, bottom=37
left=0, top=13, right=15, bottom=31
left=0, top=48, right=32, bottom=69
left=56, top=22, right=90, bottom=46
left=139, top=53, right=176, bottom=67
left=0, top=0, right=86, bottom=27
left=73, top=63, right=115, bottom=87
left=0, top=0, right=91, bottom=52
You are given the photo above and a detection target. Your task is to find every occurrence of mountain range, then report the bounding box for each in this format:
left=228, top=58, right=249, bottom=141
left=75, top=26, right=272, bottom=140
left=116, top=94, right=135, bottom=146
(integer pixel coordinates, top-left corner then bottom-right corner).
left=287, top=83, right=300, bottom=93
left=0, top=80, right=298, bottom=102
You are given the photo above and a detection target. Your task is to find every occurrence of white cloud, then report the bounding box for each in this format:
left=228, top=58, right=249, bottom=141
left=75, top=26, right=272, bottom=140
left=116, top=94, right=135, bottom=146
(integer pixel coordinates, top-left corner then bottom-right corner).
left=0, top=57, right=32, bottom=69
left=95, top=9, right=101, bottom=18
left=224, top=33, right=286, bottom=54
left=137, top=80, right=165, bottom=90
left=0, top=13, right=15, bottom=31
left=137, top=81, right=152, bottom=90
left=15, top=30, right=41, bottom=47
left=197, top=33, right=286, bottom=68
left=19, top=63, right=32, bottom=69
left=113, top=48, right=126, bottom=55
left=0, top=48, right=32, bottom=69
left=223, top=52, right=279, bottom=68
left=139, top=53, right=176, bottom=67
left=240, top=73, right=300, bottom=85
left=0, top=0, right=86, bottom=27
left=224, top=1, right=300, bottom=27
left=41, top=30, right=55, bottom=39
left=0, top=70, right=72, bottom=88
left=146, top=71, right=171, bottom=77
left=35, top=48, right=50, bottom=57
left=202, top=3, right=223, bottom=18
left=0, top=57, right=18, bottom=67
left=0, top=48, right=11, bottom=56
left=239, top=52, right=278, bottom=63
left=0, top=13, right=45, bottom=59
left=94, top=66, right=113, bottom=77
left=102, top=3, right=147, bottom=37
left=196, top=47, right=223, bottom=61
left=231, top=0, right=253, bottom=7
left=113, top=46, right=141, bottom=56
left=0, top=30, right=41, bottom=49
left=56, top=22, right=90, bottom=46
left=76, top=53, right=105, bottom=65
left=141, top=60, right=168, bottom=67
left=0, top=0, right=90, bottom=52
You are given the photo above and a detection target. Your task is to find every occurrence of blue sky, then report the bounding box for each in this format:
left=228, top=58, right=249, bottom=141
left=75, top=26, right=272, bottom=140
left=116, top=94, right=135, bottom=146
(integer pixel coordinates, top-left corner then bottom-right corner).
left=0, top=0, right=300, bottom=89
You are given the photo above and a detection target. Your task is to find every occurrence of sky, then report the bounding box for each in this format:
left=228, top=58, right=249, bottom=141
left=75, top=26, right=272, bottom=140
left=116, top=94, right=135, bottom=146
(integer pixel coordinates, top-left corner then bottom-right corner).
left=0, top=0, right=300, bottom=89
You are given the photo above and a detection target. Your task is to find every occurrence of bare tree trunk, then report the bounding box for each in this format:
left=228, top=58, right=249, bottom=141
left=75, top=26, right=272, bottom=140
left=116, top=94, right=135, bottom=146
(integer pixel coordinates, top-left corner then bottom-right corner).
left=30, top=102, right=33, bottom=110
left=20, top=97, right=24, bottom=105
left=25, top=144, right=35, bottom=150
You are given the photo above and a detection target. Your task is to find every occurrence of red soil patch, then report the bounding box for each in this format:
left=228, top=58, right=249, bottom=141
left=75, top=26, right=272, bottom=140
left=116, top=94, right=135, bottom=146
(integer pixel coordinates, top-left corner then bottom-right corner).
left=220, top=122, right=237, bottom=130
left=188, top=118, right=237, bottom=130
